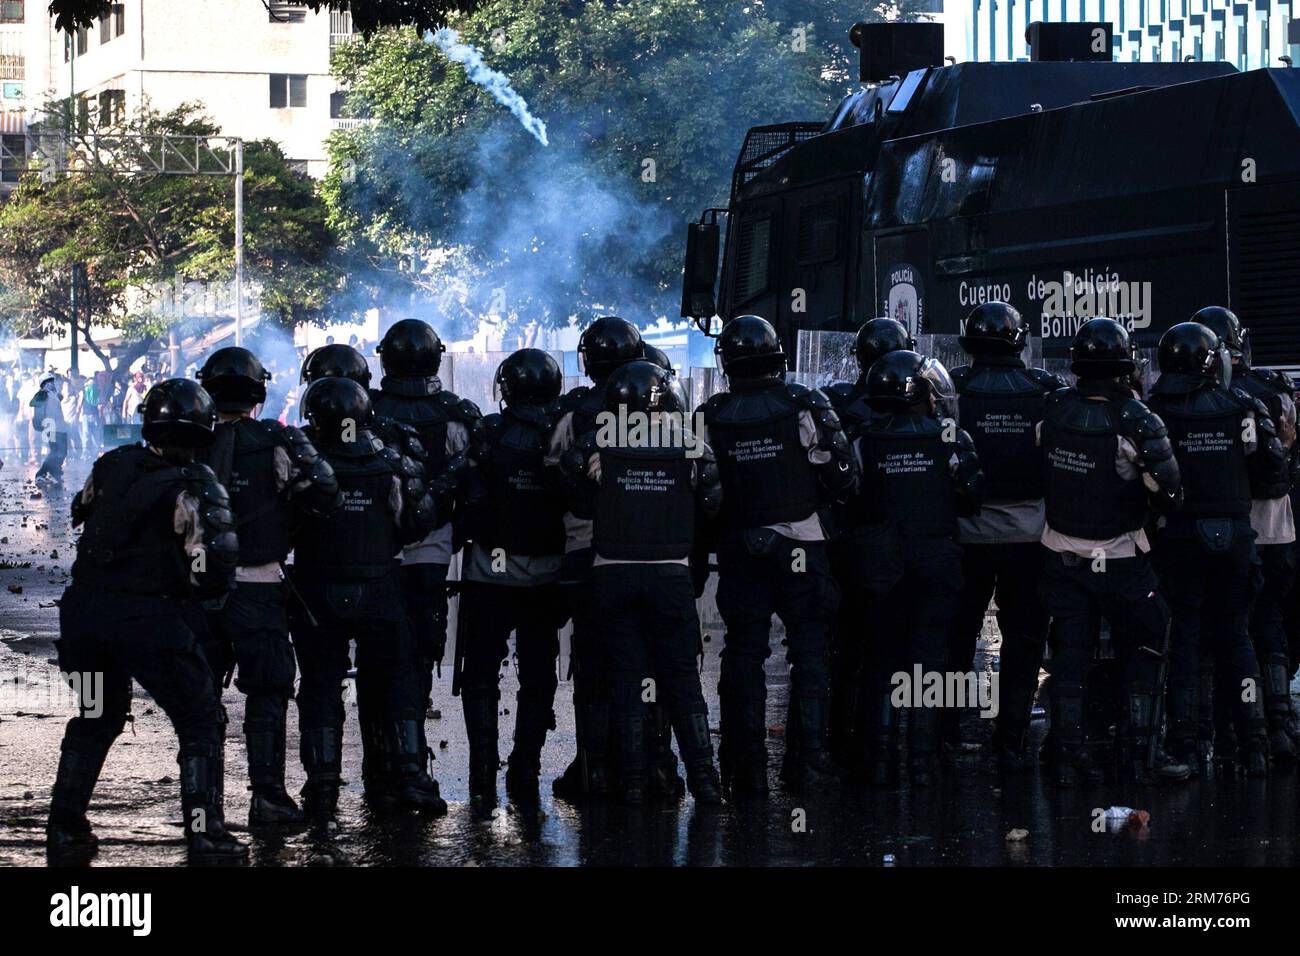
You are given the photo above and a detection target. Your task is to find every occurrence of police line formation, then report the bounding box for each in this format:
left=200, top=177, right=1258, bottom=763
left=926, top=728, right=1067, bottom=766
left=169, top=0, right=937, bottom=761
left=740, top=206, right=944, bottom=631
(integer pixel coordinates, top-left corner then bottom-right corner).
left=41, top=305, right=1300, bottom=865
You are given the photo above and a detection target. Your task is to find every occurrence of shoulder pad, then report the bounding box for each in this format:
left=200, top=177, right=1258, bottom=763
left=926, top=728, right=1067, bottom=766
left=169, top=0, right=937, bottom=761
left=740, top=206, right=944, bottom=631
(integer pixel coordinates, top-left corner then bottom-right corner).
left=784, top=382, right=813, bottom=404
left=950, top=365, right=973, bottom=389
left=378, top=445, right=403, bottom=468
left=1117, top=398, right=1168, bottom=439
left=1228, top=387, right=1266, bottom=414
left=825, top=381, right=855, bottom=403
left=955, top=426, right=977, bottom=452
left=180, top=462, right=220, bottom=484
left=483, top=412, right=506, bottom=435
left=799, top=386, right=834, bottom=411
left=1029, top=367, right=1069, bottom=391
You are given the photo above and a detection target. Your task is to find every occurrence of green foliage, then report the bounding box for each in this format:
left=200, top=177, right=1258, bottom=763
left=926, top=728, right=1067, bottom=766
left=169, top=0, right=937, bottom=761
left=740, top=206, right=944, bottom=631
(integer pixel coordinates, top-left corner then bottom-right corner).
left=324, top=0, right=931, bottom=332
left=0, top=101, right=343, bottom=359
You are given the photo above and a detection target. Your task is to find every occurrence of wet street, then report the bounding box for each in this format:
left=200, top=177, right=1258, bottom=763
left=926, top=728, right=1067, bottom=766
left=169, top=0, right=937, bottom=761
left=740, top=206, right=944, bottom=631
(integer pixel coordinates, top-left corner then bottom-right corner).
left=2, top=452, right=1300, bottom=867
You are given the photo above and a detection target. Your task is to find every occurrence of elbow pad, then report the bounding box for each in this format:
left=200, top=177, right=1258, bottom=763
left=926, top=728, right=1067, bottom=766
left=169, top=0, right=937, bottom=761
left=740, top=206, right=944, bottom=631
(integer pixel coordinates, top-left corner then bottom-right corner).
left=283, top=425, right=341, bottom=516
left=696, top=453, right=723, bottom=519
left=192, top=472, right=238, bottom=596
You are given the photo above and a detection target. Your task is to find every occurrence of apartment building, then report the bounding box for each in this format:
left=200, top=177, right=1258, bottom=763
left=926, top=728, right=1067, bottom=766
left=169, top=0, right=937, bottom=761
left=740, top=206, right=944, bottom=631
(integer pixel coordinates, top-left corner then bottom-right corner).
left=20, top=0, right=360, bottom=178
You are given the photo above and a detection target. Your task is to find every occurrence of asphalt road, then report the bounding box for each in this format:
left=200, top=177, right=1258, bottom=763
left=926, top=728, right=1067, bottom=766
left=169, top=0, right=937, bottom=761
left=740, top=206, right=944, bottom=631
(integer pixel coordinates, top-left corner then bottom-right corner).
left=2, top=448, right=1299, bottom=867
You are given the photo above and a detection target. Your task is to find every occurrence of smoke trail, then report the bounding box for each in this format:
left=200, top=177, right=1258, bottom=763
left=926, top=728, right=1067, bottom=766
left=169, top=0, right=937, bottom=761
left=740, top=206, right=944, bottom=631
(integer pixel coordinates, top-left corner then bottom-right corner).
left=427, top=28, right=549, bottom=147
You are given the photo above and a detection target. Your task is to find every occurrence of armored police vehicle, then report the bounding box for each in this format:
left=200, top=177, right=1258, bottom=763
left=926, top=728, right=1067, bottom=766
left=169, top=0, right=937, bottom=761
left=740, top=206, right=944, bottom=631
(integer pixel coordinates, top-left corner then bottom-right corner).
left=681, top=20, right=1300, bottom=368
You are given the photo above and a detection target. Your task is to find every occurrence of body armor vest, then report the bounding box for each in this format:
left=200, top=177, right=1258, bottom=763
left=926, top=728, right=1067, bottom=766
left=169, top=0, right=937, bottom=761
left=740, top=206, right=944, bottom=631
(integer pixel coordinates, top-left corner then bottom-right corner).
left=704, top=383, right=820, bottom=529
left=481, top=411, right=566, bottom=556
left=593, top=445, right=696, bottom=561
left=71, top=445, right=192, bottom=596
left=1041, top=390, right=1148, bottom=539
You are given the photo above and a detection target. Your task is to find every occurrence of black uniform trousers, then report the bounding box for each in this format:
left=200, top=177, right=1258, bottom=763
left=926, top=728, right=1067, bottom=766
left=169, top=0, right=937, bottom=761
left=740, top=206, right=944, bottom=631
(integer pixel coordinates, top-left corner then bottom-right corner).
left=948, top=541, right=1048, bottom=742
left=459, top=578, right=564, bottom=711
left=199, top=581, right=296, bottom=731
left=1156, top=520, right=1263, bottom=748
left=1039, top=548, right=1168, bottom=743
left=402, top=559, right=450, bottom=704
left=55, top=584, right=224, bottom=769
left=1252, top=542, right=1295, bottom=665
left=716, top=533, right=838, bottom=705
left=287, top=569, right=424, bottom=733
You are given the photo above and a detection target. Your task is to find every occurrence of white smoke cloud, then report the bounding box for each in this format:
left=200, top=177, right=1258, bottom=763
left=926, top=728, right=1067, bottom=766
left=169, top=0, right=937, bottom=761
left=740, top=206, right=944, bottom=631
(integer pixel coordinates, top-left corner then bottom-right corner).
left=427, top=28, right=550, bottom=147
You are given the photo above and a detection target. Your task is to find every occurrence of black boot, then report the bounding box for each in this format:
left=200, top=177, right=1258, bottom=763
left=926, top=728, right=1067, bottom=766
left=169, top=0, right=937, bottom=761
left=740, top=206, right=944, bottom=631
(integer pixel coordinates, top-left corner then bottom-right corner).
left=300, top=726, right=343, bottom=828
left=991, top=721, right=1034, bottom=773
left=1164, top=678, right=1201, bottom=770
left=907, top=706, right=942, bottom=788
left=615, top=703, right=648, bottom=805
left=462, top=691, right=500, bottom=808
left=672, top=712, right=722, bottom=804
left=506, top=690, right=554, bottom=808
left=645, top=704, right=686, bottom=800
left=791, top=697, right=842, bottom=792
left=866, top=690, right=901, bottom=787
left=388, top=718, right=449, bottom=814
left=179, top=747, right=249, bottom=865
left=719, top=679, right=768, bottom=796
left=47, top=740, right=111, bottom=862
left=1123, top=687, right=1191, bottom=785
left=1049, top=683, right=1103, bottom=788
left=1235, top=692, right=1270, bottom=778
left=1263, top=655, right=1298, bottom=762
left=245, top=718, right=304, bottom=829
left=358, top=711, right=393, bottom=803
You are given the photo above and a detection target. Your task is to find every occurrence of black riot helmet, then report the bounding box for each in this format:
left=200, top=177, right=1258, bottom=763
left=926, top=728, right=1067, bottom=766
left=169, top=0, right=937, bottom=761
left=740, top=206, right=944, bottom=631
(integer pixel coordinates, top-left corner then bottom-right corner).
left=1190, top=305, right=1250, bottom=365
left=196, top=346, right=270, bottom=413
left=854, top=317, right=915, bottom=373
left=301, top=343, right=372, bottom=388
left=301, top=376, right=374, bottom=441
left=960, top=302, right=1030, bottom=356
left=716, top=314, right=786, bottom=380
left=577, top=315, right=643, bottom=381
left=604, top=360, right=682, bottom=415
left=495, top=348, right=562, bottom=407
left=140, top=378, right=218, bottom=448
left=642, top=342, right=673, bottom=373
left=866, top=350, right=958, bottom=418
left=378, top=318, right=445, bottom=377
left=1158, top=321, right=1232, bottom=385
left=1069, top=318, right=1136, bottom=380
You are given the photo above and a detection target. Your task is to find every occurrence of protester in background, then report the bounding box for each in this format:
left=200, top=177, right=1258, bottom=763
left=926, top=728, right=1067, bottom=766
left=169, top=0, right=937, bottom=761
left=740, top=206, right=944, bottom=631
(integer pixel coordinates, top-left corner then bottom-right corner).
left=122, top=372, right=147, bottom=422
left=62, top=373, right=84, bottom=459
left=32, top=373, right=69, bottom=484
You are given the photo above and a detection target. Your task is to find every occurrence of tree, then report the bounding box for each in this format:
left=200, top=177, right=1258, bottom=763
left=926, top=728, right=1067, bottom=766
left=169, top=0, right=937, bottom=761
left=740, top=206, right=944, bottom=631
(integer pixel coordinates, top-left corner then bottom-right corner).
left=0, top=101, right=344, bottom=381
left=49, top=0, right=484, bottom=34
left=323, top=0, right=933, bottom=335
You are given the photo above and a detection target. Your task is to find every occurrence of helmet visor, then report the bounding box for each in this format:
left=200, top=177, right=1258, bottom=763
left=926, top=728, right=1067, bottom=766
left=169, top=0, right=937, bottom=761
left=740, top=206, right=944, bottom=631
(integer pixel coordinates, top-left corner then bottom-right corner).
left=919, top=357, right=958, bottom=419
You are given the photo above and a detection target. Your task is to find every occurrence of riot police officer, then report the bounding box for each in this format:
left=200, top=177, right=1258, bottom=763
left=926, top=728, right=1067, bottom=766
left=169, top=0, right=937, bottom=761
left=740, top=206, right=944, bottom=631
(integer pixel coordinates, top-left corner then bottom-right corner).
left=948, top=303, right=1066, bottom=769
left=824, top=317, right=914, bottom=771
left=455, top=349, right=568, bottom=810
left=546, top=315, right=644, bottom=799
left=1192, top=306, right=1299, bottom=761
left=848, top=351, right=983, bottom=786
left=701, top=315, right=855, bottom=794
left=194, top=348, right=340, bottom=829
left=370, top=320, right=483, bottom=716
left=825, top=317, right=915, bottom=436
left=300, top=341, right=428, bottom=793
left=290, top=377, right=447, bottom=824
left=48, top=380, right=248, bottom=864
left=562, top=361, right=723, bottom=804
left=1150, top=321, right=1287, bottom=777
left=1039, top=318, right=1186, bottom=787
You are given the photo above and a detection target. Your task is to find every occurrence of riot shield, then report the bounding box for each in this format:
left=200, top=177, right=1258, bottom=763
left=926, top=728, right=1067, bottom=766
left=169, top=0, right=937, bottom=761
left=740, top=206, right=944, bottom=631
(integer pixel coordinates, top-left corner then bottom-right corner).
left=440, top=350, right=566, bottom=412
left=794, top=329, right=858, bottom=389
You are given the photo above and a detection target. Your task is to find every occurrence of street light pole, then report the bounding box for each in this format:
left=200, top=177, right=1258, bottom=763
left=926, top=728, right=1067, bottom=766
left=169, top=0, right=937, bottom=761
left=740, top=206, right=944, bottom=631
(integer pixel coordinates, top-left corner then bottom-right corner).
left=234, top=139, right=244, bottom=347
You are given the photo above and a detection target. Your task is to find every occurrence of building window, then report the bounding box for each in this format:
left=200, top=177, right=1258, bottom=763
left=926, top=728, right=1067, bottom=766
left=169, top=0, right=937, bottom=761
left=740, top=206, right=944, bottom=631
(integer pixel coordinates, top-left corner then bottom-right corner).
left=287, top=159, right=310, bottom=176
left=270, top=74, right=308, bottom=108
left=268, top=1, right=308, bottom=23
left=76, top=95, right=90, bottom=132
left=1, top=133, right=23, bottom=184
left=0, top=1, right=22, bottom=24
left=76, top=27, right=88, bottom=55
left=98, top=89, right=125, bottom=125
left=99, top=15, right=110, bottom=44
left=115, top=3, right=125, bottom=36
left=734, top=217, right=772, bottom=305
left=100, top=4, right=124, bottom=43
left=329, top=90, right=345, bottom=119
